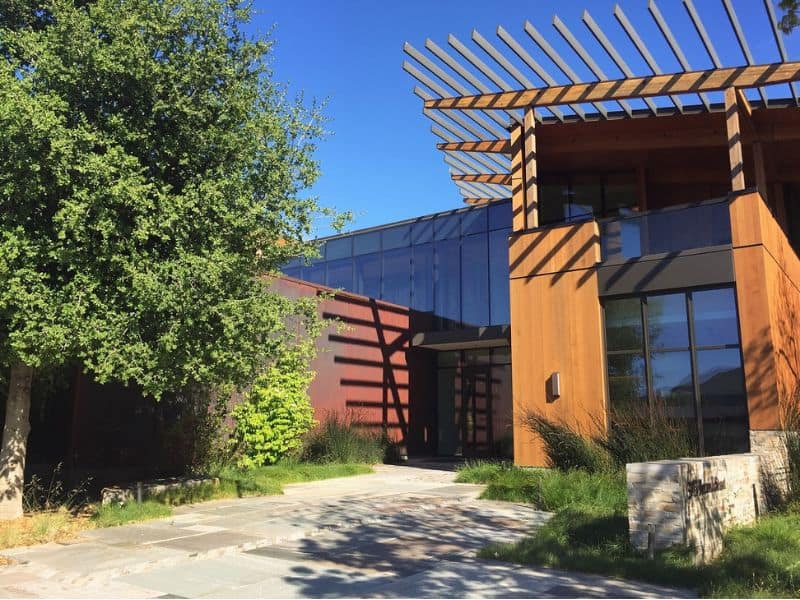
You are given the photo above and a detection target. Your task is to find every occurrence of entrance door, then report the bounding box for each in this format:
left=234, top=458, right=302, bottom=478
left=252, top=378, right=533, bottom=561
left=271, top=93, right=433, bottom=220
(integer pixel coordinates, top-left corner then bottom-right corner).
left=459, top=366, right=493, bottom=456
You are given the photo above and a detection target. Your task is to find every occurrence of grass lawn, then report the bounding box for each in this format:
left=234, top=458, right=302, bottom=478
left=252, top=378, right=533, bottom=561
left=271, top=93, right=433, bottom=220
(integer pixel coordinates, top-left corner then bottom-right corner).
left=0, top=462, right=372, bottom=552
left=458, top=462, right=800, bottom=598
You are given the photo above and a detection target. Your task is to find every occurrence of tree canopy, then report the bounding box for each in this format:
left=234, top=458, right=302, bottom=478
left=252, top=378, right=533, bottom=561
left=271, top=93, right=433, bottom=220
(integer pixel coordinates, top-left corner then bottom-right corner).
left=0, top=0, right=335, bottom=517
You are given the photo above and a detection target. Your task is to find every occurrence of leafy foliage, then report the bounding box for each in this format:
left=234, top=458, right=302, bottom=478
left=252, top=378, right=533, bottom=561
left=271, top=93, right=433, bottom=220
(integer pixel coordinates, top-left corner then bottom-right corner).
left=0, top=0, right=336, bottom=394
left=231, top=353, right=317, bottom=469
left=779, top=0, right=800, bottom=34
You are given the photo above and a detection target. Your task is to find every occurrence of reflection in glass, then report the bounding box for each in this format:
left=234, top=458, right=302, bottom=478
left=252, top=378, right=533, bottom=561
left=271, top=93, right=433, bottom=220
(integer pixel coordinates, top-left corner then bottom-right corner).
left=605, top=298, right=643, bottom=351
left=354, top=253, right=381, bottom=298
left=696, top=348, right=749, bottom=454
left=434, top=213, right=460, bottom=241
left=326, top=258, right=353, bottom=289
left=382, top=248, right=410, bottom=306
left=435, top=239, right=461, bottom=325
left=353, top=231, right=380, bottom=255
left=461, top=234, right=489, bottom=326
left=411, top=218, right=433, bottom=244
left=303, top=262, right=326, bottom=285
left=647, top=294, right=689, bottom=349
left=607, top=353, right=647, bottom=412
left=489, top=228, right=511, bottom=325
left=650, top=351, right=695, bottom=422
left=326, top=237, right=352, bottom=260
left=461, top=209, right=487, bottom=236
left=539, top=179, right=570, bottom=225
left=412, top=243, right=434, bottom=312
left=692, top=288, right=740, bottom=347
left=464, top=349, right=491, bottom=365
left=488, top=201, right=512, bottom=231
left=570, top=175, right=602, bottom=221
left=382, top=225, right=410, bottom=250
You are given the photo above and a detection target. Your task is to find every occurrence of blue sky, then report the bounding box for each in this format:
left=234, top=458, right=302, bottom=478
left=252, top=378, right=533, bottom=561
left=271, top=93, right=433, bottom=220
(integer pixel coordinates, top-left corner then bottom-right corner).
left=247, top=1, right=800, bottom=237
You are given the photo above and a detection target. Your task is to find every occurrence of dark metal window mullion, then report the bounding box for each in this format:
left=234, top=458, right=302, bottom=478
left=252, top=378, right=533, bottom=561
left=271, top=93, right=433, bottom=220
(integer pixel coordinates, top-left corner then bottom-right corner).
left=686, top=292, right=706, bottom=456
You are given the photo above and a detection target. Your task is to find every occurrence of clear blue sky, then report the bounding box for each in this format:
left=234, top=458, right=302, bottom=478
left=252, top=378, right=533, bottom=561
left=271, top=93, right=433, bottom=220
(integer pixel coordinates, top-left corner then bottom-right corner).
left=247, top=1, right=800, bottom=237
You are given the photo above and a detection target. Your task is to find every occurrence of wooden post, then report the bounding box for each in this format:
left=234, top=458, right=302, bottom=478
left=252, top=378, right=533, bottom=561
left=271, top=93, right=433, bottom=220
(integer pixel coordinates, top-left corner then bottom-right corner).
left=753, top=142, right=768, bottom=203
left=510, top=122, right=526, bottom=233
left=724, top=87, right=746, bottom=192
left=523, top=107, right=539, bottom=229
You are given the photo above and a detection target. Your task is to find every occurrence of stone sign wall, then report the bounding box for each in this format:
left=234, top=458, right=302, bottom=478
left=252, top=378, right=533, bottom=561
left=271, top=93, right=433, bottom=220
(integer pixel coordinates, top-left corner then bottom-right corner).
left=626, top=454, right=764, bottom=563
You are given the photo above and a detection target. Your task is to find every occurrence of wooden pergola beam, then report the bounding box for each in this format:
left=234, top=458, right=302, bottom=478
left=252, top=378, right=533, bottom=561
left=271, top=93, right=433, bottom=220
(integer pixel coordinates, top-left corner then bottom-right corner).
left=425, top=61, right=800, bottom=110
left=436, top=140, right=510, bottom=153
left=451, top=173, right=511, bottom=184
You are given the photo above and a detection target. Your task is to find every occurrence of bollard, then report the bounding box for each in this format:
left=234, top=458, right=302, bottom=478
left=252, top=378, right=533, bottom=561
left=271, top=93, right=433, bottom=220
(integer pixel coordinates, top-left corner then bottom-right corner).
left=647, top=523, right=656, bottom=560
left=136, top=481, right=144, bottom=504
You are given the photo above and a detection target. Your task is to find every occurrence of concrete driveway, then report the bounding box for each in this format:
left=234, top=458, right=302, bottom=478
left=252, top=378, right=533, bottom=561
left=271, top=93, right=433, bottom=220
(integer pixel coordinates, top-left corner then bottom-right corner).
left=0, top=464, right=690, bottom=598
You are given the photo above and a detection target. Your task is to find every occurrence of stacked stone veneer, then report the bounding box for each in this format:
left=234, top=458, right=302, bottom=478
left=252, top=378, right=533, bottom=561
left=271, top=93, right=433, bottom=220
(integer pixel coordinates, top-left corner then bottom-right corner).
left=750, top=430, right=792, bottom=499
left=627, top=454, right=763, bottom=563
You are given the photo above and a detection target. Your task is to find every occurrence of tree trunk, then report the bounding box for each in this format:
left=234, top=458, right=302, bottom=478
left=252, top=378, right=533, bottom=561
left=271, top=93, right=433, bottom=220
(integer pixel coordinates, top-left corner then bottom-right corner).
left=0, top=362, right=34, bottom=520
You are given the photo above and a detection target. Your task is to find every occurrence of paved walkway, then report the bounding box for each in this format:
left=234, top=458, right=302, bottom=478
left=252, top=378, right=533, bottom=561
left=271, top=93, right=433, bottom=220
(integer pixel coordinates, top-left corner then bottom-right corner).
left=0, top=465, right=691, bottom=598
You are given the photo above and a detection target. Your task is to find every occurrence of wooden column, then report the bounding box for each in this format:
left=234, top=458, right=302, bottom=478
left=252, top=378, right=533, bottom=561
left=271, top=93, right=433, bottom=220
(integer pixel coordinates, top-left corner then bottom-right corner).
left=753, top=141, right=768, bottom=202
left=510, top=122, right=526, bottom=233
left=523, top=107, right=539, bottom=229
left=724, top=87, right=746, bottom=192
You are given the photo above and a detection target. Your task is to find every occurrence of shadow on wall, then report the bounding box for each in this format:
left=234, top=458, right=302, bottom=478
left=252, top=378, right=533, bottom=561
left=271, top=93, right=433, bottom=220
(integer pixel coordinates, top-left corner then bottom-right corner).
left=314, top=291, right=436, bottom=457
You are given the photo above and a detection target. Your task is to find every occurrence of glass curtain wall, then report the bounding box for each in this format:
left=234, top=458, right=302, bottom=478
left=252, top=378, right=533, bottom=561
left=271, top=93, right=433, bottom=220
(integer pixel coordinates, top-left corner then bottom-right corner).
left=604, top=286, right=749, bottom=456
left=282, top=200, right=513, bottom=329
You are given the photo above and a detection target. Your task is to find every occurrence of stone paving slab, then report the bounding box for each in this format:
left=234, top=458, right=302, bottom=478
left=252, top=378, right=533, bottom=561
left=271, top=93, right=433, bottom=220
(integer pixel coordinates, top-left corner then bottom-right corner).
left=0, top=464, right=692, bottom=598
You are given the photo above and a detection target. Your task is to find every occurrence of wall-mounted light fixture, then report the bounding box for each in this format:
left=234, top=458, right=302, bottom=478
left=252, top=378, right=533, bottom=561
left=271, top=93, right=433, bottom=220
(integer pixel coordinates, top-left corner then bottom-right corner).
left=550, top=372, right=561, bottom=399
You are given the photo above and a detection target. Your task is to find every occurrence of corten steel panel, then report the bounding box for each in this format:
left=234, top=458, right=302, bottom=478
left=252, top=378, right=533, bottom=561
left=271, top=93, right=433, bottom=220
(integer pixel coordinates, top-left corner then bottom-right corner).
left=270, top=277, right=436, bottom=454
left=509, top=222, right=607, bottom=467
left=731, top=192, right=800, bottom=430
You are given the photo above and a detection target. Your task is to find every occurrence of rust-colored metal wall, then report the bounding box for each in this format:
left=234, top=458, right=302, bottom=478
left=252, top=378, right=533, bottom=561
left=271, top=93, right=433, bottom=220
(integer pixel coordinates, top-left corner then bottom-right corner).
left=269, top=277, right=437, bottom=455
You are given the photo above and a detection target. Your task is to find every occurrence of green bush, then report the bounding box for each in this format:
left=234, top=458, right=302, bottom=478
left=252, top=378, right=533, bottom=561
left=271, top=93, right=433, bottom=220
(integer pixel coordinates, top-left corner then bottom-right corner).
left=521, top=412, right=610, bottom=473
left=301, top=412, right=387, bottom=464
left=231, top=360, right=316, bottom=469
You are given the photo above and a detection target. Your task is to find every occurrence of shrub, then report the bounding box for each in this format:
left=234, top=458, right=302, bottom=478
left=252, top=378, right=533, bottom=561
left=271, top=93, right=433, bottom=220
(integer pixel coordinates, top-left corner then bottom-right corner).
left=521, top=412, right=610, bottom=473
left=231, top=359, right=317, bottom=469
left=301, top=411, right=387, bottom=464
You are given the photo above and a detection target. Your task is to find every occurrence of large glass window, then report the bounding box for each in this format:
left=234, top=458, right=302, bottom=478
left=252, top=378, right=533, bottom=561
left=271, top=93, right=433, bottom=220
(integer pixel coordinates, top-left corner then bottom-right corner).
left=540, top=173, right=637, bottom=225
left=354, top=253, right=381, bottom=298
left=326, top=258, right=353, bottom=289
left=412, top=243, right=434, bottom=312
left=282, top=201, right=513, bottom=330
left=603, top=287, right=748, bottom=456
left=489, top=228, right=511, bottom=326
left=382, top=248, right=411, bottom=306
left=435, top=239, right=461, bottom=326
left=461, top=234, right=489, bottom=326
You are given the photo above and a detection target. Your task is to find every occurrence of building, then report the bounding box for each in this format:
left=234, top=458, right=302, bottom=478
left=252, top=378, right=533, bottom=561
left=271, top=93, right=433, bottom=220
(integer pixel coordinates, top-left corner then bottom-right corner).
left=284, top=3, right=800, bottom=466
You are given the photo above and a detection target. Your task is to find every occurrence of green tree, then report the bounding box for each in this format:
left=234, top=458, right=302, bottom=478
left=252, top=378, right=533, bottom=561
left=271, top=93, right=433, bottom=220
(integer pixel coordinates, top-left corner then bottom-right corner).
left=0, top=0, right=336, bottom=519
left=779, top=0, right=800, bottom=33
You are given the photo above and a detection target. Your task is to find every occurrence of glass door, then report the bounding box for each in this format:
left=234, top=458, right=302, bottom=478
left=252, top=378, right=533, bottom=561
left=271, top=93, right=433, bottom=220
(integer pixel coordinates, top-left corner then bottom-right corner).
left=460, top=366, right=493, bottom=456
